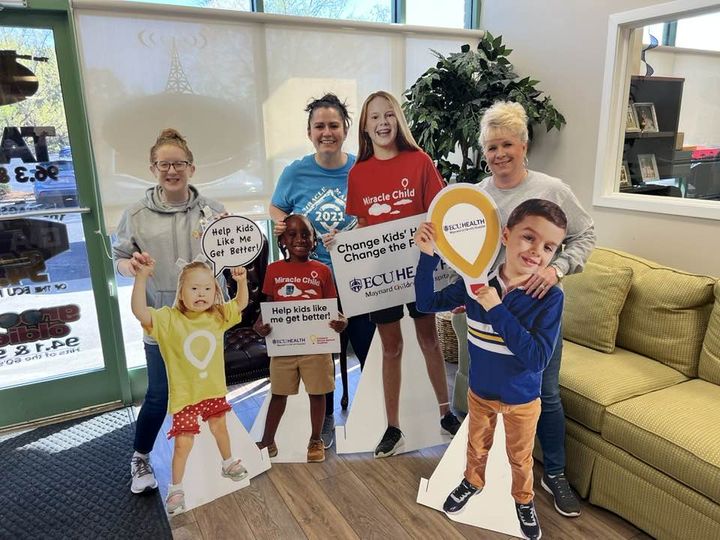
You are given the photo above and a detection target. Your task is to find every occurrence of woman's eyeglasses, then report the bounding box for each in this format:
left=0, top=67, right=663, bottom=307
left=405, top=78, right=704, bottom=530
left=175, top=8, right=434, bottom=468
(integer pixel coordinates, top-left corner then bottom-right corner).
left=153, top=160, right=191, bottom=172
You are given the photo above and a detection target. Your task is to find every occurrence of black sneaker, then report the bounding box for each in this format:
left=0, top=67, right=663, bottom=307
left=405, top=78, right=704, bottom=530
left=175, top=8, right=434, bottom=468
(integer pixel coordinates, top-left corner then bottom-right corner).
left=374, top=426, right=404, bottom=458
left=443, top=478, right=481, bottom=514
left=440, top=412, right=462, bottom=437
left=541, top=472, right=581, bottom=517
left=515, top=500, right=542, bottom=539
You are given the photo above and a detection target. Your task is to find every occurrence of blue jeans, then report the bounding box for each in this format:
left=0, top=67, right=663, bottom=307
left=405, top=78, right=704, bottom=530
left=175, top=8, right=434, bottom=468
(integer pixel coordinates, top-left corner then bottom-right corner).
left=536, top=329, right=566, bottom=475
left=133, top=343, right=169, bottom=454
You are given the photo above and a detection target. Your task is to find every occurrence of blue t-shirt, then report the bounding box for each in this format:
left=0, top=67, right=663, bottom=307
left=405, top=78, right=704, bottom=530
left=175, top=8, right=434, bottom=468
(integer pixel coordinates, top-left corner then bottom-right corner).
left=271, top=153, right=357, bottom=267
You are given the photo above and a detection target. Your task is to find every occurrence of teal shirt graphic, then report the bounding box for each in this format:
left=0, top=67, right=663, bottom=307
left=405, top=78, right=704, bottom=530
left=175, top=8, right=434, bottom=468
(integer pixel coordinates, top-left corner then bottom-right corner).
left=271, top=154, right=357, bottom=267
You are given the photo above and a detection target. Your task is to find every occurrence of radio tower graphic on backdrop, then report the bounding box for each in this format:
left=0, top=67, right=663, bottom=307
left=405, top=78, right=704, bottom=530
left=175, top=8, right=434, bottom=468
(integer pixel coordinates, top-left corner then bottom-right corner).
left=165, top=39, right=193, bottom=94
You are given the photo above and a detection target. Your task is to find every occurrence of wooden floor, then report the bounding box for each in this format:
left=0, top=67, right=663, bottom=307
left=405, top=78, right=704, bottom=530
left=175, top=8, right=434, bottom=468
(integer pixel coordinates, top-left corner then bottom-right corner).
left=170, top=359, right=653, bottom=540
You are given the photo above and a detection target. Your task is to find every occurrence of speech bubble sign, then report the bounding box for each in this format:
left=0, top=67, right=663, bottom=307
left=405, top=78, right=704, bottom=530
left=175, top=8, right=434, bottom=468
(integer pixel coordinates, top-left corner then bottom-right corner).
left=428, top=184, right=501, bottom=295
left=201, top=215, right=264, bottom=276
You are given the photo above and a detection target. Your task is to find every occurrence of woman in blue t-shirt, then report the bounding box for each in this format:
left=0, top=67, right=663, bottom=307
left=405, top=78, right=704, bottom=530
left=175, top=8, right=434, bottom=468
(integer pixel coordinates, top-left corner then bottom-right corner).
left=269, top=93, right=376, bottom=448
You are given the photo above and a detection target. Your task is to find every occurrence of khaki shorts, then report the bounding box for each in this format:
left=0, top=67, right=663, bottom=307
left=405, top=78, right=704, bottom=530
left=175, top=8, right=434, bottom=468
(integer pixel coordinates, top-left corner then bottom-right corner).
left=270, top=353, right=335, bottom=396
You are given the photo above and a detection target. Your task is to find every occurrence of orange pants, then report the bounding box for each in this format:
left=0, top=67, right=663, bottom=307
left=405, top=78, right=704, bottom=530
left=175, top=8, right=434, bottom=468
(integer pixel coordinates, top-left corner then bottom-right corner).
left=465, top=390, right=541, bottom=504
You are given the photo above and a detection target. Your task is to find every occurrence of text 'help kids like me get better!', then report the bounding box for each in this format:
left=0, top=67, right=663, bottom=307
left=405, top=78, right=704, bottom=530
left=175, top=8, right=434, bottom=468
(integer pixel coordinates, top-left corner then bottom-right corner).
left=201, top=214, right=265, bottom=276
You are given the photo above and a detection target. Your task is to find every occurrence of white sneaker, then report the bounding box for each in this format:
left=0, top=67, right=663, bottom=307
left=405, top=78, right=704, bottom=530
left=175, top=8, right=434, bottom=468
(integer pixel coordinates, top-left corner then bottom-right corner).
left=130, top=454, right=158, bottom=494
left=166, top=487, right=186, bottom=516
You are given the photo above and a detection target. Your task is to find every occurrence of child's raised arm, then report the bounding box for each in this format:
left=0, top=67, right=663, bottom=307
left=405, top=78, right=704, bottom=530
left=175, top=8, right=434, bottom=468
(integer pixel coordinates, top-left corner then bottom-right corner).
left=131, top=257, right=156, bottom=329
left=231, top=266, right=249, bottom=311
left=414, top=221, right=436, bottom=256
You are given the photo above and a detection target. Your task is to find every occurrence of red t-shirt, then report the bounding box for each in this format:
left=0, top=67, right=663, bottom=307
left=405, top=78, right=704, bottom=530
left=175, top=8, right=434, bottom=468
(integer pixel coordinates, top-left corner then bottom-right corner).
left=262, top=259, right=337, bottom=301
left=346, top=150, right=445, bottom=226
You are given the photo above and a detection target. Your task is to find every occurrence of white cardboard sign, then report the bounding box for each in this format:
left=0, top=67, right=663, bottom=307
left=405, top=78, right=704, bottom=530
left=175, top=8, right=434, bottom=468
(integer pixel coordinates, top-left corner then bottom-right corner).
left=427, top=185, right=501, bottom=295
left=201, top=215, right=264, bottom=276
left=261, top=298, right=340, bottom=356
left=416, top=415, right=522, bottom=537
left=330, top=214, right=456, bottom=317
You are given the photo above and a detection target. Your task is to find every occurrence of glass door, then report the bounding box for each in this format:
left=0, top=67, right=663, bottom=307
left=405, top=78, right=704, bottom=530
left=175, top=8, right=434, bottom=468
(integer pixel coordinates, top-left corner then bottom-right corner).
left=0, top=7, right=128, bottom=428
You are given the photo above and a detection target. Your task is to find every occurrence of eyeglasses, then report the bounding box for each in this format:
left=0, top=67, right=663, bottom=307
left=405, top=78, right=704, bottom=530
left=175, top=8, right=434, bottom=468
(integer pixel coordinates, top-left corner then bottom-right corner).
left=153, top=160, right=191, bottom=172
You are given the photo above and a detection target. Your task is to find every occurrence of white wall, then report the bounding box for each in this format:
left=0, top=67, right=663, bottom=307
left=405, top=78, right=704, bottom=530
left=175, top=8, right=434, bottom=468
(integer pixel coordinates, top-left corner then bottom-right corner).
left=646, top=46, right=720, bottom=147
left=481, top=0, right=720, bottom=276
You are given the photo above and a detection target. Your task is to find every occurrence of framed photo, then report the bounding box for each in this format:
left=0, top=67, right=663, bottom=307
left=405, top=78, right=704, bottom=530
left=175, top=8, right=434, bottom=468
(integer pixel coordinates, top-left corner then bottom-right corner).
left=638, top=154, right=659, bottom=182
left=626, top=103, right=640, bottom=132
left=633, top=102, right=658, bottom=132
left=619, top=161, right=631, bottom=187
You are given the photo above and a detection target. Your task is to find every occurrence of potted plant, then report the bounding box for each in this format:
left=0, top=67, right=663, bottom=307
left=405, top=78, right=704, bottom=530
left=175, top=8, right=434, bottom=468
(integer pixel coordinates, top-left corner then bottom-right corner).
left=403, top=32, right=566, bottom=183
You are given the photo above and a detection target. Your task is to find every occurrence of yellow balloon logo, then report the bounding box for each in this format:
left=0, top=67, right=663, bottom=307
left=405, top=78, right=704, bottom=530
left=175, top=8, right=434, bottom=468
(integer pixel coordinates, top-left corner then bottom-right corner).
left=428, top=184, right=501, bottom=293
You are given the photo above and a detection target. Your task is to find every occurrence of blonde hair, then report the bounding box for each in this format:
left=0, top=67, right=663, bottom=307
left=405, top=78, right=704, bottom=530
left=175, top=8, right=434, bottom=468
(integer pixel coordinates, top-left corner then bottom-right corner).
left=357, top=91, right=421, bottom=162
left=149, top=128, right=194, bottom=164
left=479, top=101, right=529, bottom=151
left=174, top=261, right=226, bottom=324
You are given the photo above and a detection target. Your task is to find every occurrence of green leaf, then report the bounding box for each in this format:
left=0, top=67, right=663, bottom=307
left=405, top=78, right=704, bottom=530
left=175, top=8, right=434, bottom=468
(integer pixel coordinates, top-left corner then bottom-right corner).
left=403, top=37, right=565, bottom=183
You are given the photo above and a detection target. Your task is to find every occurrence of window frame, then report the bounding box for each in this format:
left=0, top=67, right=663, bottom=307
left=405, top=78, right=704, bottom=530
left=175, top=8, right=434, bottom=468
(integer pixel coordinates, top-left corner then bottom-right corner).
left=592, top=0, right=720, bottom=221
left=125, top=0, right=482, bottom=28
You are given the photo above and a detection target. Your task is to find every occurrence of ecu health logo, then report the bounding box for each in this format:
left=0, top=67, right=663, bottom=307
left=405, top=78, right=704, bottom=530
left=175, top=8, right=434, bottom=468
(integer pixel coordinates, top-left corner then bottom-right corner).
left=349, top=278, right=363, bottom=293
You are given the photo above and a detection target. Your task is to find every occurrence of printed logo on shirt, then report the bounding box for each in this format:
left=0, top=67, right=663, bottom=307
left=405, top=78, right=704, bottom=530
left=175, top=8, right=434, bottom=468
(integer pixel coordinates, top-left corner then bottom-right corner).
left=362, top=177, right=415, bottom=217
left=302, top=188, right=356, bottom=233
left=273, top=270, right=321, bottom=299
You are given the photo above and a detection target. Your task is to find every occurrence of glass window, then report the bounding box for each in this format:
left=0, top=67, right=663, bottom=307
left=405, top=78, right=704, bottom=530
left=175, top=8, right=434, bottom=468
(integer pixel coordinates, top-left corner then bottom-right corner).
left=406, top=0, right=466, bottom=29
left=263, top=0, right=392, bottom=23
left=642, top=23, right=664, bottom=45
left=1, top=27, right=106, bottom=387
left=124, top=0, right=251, bottom=10
left=617, top=7, right=720, bottom=203
left=675, top=12, right=720, bottom=52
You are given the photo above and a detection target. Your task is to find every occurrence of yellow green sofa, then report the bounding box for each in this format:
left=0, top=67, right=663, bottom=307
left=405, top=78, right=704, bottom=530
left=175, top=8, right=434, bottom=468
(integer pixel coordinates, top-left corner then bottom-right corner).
left=451, top=248, right=720, bottom=539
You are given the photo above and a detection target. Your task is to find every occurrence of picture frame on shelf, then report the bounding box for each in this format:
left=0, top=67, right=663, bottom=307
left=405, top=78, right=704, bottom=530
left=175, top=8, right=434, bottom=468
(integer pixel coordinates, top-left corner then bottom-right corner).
left=626, top=103, right=640, bottom=132
left=634, top=102, right=658, bottom=133
left=638, top=154, right=660, bottom=182
left=619, top=161, right=631, bottom=187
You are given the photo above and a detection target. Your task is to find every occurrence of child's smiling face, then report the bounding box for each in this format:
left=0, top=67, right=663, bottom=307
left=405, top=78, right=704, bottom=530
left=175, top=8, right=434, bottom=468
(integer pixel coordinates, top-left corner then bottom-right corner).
left=281, top=215, right=315, bottom=262
left=180, top=267, right=217, bottom=312
left=502, top=215, right=565, bottom=279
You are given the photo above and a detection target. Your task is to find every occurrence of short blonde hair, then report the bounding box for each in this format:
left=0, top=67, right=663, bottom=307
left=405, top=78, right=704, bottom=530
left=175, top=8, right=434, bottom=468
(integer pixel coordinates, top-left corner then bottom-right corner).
left=479, top=101, right=529, bottom=150
left=357, top=91, right=421, bottom=162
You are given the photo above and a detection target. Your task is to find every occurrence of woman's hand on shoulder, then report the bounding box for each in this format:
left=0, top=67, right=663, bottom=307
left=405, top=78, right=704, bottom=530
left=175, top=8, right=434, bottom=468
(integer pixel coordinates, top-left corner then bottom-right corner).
left=525, top=266, right=559, bottom=299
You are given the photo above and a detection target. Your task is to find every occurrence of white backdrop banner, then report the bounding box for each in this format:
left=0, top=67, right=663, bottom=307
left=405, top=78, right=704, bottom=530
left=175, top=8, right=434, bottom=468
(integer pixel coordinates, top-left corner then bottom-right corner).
left=330, top=214, right=456, bottom=317
left=72, top=4, right=478, bottom=229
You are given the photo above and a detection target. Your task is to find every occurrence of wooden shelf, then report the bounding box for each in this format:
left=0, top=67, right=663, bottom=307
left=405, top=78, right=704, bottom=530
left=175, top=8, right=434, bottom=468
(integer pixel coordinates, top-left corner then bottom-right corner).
left=625, top=131, right=675, bottom=139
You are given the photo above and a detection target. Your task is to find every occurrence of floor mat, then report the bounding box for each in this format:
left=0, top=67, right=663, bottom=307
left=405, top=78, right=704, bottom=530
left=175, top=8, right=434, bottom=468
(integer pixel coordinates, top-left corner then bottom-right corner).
left=0, top=408, right=171, bottom=539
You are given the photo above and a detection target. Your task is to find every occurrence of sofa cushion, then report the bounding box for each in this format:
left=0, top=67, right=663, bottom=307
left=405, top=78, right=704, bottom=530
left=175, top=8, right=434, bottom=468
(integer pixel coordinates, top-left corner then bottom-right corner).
left=699, top=281, right=720, bottom=385
left=603, top=379, right=720, bottom=505
left=562, top=261, right=632, bottom=353
left=559, top=340, right=688, bottom=432
left=589, top=248, right=715, bottom=377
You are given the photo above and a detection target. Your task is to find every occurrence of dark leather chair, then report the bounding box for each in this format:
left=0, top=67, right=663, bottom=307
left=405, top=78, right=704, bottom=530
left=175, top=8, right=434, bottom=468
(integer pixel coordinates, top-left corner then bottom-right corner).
left=223, top=236, right=270, bottom=386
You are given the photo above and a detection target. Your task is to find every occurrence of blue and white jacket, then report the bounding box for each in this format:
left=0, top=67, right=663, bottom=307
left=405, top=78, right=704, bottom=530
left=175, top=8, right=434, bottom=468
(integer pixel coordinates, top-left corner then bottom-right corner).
left=415, top=253, right=563, bottom=405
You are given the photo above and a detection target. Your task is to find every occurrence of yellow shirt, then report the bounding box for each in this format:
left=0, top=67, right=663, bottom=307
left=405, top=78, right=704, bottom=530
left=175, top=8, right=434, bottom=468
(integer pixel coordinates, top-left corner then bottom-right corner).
left=148, top=302, right=241, bottom=414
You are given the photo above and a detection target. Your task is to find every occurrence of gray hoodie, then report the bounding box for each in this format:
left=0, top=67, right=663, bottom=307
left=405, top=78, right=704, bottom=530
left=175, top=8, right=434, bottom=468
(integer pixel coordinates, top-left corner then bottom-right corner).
left=113, top=185, right=226, bottom=329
